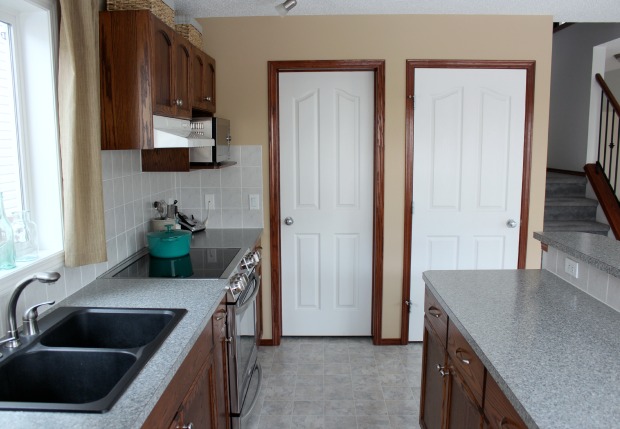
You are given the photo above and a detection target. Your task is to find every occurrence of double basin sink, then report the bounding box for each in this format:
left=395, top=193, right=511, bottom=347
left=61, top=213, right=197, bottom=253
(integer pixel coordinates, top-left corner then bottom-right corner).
left=0, top=307, right=186, bottom=413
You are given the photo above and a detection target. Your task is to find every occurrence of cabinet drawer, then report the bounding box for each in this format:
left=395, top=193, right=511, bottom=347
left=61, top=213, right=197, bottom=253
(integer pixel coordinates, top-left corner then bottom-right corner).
left=447, top=320, right=485, bottom=407
left=424, top=287, right=448, bottom=345
left=484, top=374, right=527, bottom=429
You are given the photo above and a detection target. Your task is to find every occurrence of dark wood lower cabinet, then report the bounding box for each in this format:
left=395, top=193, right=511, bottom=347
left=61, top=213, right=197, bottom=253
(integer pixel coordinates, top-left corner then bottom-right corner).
left=213, top=303, right=230, bottom=429
left=175, top=352, right=217, bottom=429
left=420, top=318, right=445, bottom=429
left=445, top=357, right=483, bottom=429
left=145, top=297, right=230, bottom=429
left=420, top=285, right=527, bottom=429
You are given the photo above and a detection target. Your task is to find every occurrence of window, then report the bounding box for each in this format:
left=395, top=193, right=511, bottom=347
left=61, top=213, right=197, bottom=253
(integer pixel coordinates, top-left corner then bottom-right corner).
left=0, top=20, right=24, bottom=216
left=0, top=0, right=63, bottom=286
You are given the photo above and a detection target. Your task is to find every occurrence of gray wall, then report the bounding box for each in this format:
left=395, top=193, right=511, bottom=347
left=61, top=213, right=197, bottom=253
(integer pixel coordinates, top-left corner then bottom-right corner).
left=606, top=68, right=620, bottom=99
left=548, top=23, right=620, bottom=172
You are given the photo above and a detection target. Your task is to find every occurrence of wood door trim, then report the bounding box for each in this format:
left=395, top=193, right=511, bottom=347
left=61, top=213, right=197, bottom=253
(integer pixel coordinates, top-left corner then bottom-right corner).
left=401, top=60, right=536, bottom=344
left=268, top=60, right=385, bottom=346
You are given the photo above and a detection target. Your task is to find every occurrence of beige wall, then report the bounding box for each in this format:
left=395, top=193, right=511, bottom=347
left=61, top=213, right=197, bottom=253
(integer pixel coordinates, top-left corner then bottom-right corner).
left=197, top=14, right=553, bottom=340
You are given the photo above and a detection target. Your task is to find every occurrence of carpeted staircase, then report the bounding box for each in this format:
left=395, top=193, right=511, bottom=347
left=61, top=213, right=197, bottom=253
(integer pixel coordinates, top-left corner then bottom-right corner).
left=544, top=171, right=610, bottom=236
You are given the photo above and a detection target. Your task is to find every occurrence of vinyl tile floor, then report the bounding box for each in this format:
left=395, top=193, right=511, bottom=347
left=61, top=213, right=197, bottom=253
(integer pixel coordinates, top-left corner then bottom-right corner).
left=244, top=337, right=423, bottom=429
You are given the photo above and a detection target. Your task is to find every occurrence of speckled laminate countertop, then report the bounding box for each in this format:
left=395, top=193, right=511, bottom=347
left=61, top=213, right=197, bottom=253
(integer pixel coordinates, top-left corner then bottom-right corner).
left=423, top=269, right=620, bottom=429
left=0, top=228, right=263, bottom=428
left=534, top=231, right=620, bottom=278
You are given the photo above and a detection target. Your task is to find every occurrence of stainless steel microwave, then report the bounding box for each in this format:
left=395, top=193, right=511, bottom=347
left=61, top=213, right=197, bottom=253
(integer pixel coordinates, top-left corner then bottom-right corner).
left=189, top=117, right=231, bottom=165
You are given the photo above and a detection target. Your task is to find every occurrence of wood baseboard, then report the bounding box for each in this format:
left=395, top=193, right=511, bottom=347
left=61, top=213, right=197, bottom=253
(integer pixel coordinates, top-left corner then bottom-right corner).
left=547, top=167, right=585, bottom=176
left=259, top=339, right=276, bottom=346
left=377, top=338, right=405, bottom=346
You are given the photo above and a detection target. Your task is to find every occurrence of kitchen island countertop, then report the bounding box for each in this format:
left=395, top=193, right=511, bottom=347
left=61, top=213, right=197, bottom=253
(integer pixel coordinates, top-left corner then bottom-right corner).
left=423, top=269, right=620, bottom=429
left=0, top=228, right=263, bottom=428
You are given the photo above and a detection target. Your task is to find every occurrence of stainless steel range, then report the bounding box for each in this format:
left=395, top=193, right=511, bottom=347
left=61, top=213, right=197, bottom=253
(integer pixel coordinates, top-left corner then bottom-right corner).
left=227, top=250, right=262, bottom=429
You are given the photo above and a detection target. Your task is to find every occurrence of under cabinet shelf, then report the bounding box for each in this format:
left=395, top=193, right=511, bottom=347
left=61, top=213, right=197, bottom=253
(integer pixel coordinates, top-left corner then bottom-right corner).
left=190, top=161, right=237, bottom=170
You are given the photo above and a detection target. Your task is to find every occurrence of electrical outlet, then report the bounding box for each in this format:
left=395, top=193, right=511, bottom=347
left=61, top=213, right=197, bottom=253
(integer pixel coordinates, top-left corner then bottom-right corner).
left=564, top=258, right=579, bottom=278
left=249, top=194, right=260, bottom=210
left=205, top=194, right=215, bottom=210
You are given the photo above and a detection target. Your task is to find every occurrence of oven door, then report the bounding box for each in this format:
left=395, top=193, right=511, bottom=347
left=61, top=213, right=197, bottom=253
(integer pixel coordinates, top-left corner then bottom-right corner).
left=229, top=272, right=262, bottom=427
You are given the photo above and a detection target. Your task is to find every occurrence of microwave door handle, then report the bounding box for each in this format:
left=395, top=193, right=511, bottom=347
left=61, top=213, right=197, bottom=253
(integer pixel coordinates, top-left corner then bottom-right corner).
left=236, top=275, right=260, bottom=314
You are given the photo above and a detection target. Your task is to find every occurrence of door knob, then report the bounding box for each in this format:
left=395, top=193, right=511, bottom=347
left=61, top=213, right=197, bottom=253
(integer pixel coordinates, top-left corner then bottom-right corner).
left=506, top=219, right=518, bottom=228
left=284, top=217, right=294, bottom=226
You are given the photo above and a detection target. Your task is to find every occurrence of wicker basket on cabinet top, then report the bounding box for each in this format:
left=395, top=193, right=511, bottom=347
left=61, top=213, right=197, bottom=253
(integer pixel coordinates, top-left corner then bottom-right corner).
left=106, top=0, right=175, bottom=28
left=175, top=15, right=203, bottom=49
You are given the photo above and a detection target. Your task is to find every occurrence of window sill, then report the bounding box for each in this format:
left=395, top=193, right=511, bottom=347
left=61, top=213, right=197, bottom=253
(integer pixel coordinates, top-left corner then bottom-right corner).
left=0, top=250, right=64, bottom=295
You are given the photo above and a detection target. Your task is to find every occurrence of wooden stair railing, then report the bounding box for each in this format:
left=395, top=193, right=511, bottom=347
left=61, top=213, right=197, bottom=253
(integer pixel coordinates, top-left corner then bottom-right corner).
left=589, top=74, right=620, bottom=239
left=584, top=163, right=620, bottom=239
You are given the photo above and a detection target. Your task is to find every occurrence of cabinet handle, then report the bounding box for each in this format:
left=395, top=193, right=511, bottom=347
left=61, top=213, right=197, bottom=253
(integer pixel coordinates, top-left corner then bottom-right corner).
left=435, top=364, right=449, bottom=377
left=498, top=417, right=507, bottom=429
left=175, top=99, right=184, bottom=107
left=428, top=306, right=442, bottom=318
left=215, top=316, right=225, bottom=321
left=225, top=337, right=233, bottom=343
left=455, top=348, right=471, bottom=365
left=204, top=96, right=212, bottom=102
left=177, top=423, right=194, bottom=429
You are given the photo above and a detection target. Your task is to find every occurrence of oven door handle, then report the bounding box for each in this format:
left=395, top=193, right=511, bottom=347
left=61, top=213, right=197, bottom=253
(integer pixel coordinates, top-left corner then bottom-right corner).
left=236, top=275, right=261, bottom=314
left=239, top=362, right=263, bottom=420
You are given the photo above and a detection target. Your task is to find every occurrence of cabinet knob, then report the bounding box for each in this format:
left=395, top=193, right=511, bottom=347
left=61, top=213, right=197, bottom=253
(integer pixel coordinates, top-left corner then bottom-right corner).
left=177, top=423, right=194, bottom=429
left=428, top=306, right=442, bottom=318
left=455, top=348, right=471, bottom=365
left=435, top=364, right=449, bottom=377
left=204, top=96, right=212, bottom=102
left=175, top=99, right=184, bottom=107
left=225, top=337, right=233, bottom=343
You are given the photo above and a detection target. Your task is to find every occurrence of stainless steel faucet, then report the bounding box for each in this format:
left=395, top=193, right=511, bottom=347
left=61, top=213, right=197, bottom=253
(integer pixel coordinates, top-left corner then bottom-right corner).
left=0, top=272, right=60, bottom=350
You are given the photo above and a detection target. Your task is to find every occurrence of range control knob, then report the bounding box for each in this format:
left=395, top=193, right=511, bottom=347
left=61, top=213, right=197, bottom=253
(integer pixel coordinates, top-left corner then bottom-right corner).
left=240, top=251, right=261, bottom=270
left=229, top=273, right=249, bottom=295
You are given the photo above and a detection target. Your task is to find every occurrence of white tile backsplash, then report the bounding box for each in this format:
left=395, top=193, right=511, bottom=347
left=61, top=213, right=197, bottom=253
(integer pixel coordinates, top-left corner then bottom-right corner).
left=543, top=246, right=620, bottom=312
left=0, top=146, right=263, bottom=335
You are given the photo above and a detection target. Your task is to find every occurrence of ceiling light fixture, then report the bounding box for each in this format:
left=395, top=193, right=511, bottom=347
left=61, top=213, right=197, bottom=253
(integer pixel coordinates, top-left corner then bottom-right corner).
left=275, top=0, right=297, bottom=16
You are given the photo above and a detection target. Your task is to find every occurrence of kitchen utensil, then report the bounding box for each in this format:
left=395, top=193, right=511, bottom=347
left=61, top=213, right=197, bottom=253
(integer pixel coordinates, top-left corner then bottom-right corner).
left=146, top=225, right=191, bottom=258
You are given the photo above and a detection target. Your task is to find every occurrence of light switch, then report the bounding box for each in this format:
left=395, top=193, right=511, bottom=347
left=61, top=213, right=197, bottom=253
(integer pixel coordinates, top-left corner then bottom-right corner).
left=249, top=194, right=260, bottom=210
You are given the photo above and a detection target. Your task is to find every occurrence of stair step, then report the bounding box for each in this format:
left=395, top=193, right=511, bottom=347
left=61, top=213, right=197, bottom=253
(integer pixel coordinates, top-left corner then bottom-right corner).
left=544, top=197, right=598, bottom=221
left=545, top=172, right=586, bottom=197
left=543, top=220, right=610, bottom=236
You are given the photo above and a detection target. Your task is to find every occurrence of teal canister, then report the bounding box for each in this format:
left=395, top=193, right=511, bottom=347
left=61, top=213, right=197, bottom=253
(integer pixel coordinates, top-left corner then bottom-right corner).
left=0, top=192, right=16, bottom=270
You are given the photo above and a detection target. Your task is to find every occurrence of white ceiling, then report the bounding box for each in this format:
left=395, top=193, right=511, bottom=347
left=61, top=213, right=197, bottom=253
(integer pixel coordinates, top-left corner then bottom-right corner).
left=174, top=0, right=620, bottom=22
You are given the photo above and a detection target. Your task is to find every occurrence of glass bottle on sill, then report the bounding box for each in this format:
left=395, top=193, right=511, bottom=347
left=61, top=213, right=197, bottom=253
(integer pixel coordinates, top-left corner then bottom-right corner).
left=0, top=192, right=16, bottom=270
left=11, top=210, right=38, bottom=262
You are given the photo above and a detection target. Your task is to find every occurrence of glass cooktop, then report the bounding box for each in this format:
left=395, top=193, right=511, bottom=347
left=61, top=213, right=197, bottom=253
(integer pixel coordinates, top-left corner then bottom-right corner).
left=110, top=248, right=242, bottom=279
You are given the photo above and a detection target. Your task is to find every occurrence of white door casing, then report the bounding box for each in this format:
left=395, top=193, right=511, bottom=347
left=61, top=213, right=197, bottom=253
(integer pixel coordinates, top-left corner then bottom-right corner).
left=279, top=71, right=374, bottom=336
left=409, top=68, right=527, bottom=341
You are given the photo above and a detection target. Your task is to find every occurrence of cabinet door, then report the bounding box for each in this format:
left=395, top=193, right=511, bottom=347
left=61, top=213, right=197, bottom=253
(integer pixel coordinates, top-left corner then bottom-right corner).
left=191, top=48, right=216, bottom=114
left=420, top=318, right=447, bottom=429
left=174, top=36, right=192, bottom=119
left=445, top=356, right=483, bottom=429
left=213, top=302, right=230, bottom=429
left=151, top=18, right=175, bottom=117
left=484, top=374, right=527, bottom=429
left=178, top=353, right=217, bottom=429
left=191, top=48, right=208, bottom=111
left=203, top=53, right=216, bottom=112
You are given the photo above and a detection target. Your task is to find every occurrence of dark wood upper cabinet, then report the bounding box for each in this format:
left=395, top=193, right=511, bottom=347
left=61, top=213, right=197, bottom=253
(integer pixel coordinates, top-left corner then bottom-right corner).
left=100, top=10, right=217, bottom=154
left=174, top=37, right=193, bottom=119
left=192, top=47, right=217, bottom=114
left=151, top=18, right=175, bottom=118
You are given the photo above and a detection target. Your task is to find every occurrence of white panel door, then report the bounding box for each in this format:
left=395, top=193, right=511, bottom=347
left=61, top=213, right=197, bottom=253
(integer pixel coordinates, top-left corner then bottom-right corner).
left=280, top=71, right=374, bottom=336
left=409, top=68, right=527, bottom=341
